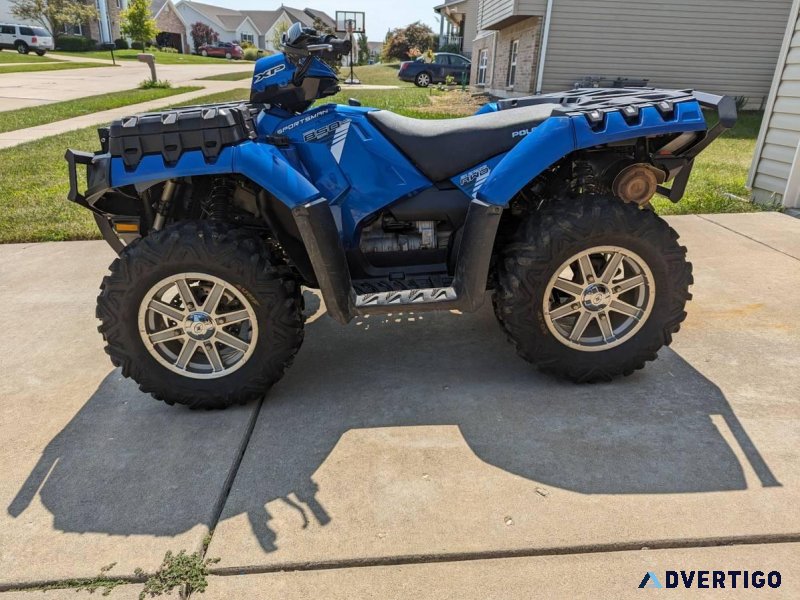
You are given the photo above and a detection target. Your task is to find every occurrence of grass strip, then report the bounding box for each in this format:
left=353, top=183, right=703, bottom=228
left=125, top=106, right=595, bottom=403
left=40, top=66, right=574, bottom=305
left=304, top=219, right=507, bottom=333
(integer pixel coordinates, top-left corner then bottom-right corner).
left=0, top=86, right=200, bottom=134
left=198, top=71, right=253, bottom=81
left=0, top=61, right=107, bottom=74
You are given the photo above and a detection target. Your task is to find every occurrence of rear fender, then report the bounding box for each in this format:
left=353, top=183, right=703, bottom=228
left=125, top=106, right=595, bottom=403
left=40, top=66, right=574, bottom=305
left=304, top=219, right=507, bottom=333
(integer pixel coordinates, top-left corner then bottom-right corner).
left=476, top=116, right=575, bottom=206
left=108, top=141, right=321, bottom=208
left=477, top=100, right=708, bottom=207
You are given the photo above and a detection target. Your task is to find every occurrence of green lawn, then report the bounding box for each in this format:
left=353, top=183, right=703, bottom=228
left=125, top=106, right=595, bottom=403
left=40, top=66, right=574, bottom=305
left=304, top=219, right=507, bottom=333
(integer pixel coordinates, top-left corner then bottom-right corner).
left=0, top=52, right=60, bottom=64
left=349, top=62, right=409, bottom=87
left=0, top=61, right=107, bottom=74
left=199, top=63, right=410, bottom=85
left=198, top=71, right=254, bottom=81
left=52, top=49, right=241, bottom=65
left=0, top=87, right=770, bottom=244
left=0, top=86, right=200, bottom=134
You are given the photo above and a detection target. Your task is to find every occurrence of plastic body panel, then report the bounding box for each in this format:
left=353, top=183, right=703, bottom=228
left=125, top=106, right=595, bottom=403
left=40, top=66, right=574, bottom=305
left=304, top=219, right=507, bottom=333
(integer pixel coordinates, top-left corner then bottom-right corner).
left=80, top=81, right=722, bottom=248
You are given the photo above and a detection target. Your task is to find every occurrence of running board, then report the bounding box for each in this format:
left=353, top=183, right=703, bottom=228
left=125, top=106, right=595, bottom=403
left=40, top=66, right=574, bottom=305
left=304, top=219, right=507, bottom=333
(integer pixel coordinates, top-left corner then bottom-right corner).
left=292, top=198, right=502, bottom=324
left=355, top=286, right=458, bottom=309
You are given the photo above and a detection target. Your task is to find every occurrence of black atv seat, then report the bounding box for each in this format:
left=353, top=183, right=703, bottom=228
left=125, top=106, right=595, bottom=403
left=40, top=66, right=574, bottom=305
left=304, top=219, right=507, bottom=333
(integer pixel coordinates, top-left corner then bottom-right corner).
left=366, top=103, right=561, bottom=182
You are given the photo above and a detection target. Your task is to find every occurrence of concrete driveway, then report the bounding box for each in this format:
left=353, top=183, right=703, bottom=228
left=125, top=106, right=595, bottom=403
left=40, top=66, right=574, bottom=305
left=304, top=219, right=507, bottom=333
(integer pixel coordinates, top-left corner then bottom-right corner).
left=0, top=59, right=253, bottom=112
left=0, top=212, right=798, bottom=598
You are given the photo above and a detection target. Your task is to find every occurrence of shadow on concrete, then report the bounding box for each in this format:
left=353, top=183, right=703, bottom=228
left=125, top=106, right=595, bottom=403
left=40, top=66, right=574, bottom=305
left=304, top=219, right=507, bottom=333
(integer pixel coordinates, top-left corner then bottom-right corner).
left=7, top=292, right=780, bottom=548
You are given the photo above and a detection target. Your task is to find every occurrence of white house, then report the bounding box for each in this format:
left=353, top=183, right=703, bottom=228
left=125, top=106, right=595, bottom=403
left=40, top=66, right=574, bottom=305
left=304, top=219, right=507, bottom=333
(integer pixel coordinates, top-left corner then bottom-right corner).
left=749, top=0, right=800, bottom=208
left=174, top=1, right=335, bottom=51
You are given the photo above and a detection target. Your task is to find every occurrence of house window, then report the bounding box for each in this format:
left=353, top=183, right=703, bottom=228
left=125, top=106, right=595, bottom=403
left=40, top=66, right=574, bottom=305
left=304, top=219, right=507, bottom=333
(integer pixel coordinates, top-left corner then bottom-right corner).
left=116, top=0, right=121, bottom=8
left=62, top=23, right=83, bottom=35
left=507, top=39, right=518, bottom=87
left=240, top=33, right=254, bottom=44
left=477, top=48, right=488, bottom=85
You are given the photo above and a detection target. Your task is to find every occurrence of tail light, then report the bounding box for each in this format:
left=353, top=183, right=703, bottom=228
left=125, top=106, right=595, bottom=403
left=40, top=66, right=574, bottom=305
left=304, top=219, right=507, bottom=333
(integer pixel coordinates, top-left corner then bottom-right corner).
left=31, top=36, right=37, bottom=43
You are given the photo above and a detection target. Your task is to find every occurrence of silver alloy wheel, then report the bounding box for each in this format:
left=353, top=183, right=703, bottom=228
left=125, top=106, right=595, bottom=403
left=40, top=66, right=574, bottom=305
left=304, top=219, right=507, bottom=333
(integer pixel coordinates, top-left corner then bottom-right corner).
left=417, top=72, right=430, bottom=86
left=542, top=246, right=655, bottom=352
left=138, top=273, right=258, bottom=379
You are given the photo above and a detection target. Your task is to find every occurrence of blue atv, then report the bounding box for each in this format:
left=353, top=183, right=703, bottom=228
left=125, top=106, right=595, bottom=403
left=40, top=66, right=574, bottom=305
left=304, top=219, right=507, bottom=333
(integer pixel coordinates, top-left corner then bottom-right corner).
left=65, top=24, right=736, bottom=409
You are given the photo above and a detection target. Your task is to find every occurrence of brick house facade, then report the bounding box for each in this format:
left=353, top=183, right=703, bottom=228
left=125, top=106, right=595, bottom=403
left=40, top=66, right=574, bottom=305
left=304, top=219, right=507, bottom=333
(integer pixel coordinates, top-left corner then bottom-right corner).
left=153, top=0, right=189, bottom=53
left=470, top=16, right=541, bottom=96
left=88, top=0, right=123, bottom=43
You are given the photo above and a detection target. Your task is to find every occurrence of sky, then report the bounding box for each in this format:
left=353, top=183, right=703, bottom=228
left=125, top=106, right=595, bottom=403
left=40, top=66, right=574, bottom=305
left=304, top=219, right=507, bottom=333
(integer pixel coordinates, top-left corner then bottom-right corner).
left=206, top=0, right=441, bottom=42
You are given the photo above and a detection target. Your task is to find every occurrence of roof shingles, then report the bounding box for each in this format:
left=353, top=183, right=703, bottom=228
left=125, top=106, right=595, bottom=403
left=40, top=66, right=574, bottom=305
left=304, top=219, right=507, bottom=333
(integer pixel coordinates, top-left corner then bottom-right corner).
left=179, top=1, right=335, bottom=35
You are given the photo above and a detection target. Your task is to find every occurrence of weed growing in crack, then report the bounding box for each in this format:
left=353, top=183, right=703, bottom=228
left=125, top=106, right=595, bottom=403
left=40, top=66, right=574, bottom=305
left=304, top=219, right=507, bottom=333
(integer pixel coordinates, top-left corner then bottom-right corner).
left=136, top=550, right=220, bottom=599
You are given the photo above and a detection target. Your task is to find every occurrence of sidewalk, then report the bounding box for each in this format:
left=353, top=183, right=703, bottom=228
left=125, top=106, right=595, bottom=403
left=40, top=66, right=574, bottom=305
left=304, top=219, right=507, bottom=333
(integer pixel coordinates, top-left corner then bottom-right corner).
left=0, top=212, right=798, bottom=597
left=0, top=81, right=248, bottom=149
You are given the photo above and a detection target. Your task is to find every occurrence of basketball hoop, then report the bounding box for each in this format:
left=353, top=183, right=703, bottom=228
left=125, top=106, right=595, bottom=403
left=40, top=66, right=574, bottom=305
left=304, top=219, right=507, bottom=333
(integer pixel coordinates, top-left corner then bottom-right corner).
left=335, top=11, right=365, bottom=85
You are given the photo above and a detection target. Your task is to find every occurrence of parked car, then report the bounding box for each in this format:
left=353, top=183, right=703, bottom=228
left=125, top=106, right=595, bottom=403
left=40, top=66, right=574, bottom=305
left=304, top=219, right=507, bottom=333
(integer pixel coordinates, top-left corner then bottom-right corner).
left=198, top=41, right=243, bottom=59
left=0, top=23, right=54, bottom=55
left=398, top=52, right=471, bottom=87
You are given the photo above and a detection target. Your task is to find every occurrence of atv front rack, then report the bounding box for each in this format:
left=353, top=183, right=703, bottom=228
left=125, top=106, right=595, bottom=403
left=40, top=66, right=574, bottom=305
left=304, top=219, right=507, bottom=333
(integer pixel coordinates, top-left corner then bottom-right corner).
left=292, top=198, right=502, bottom=323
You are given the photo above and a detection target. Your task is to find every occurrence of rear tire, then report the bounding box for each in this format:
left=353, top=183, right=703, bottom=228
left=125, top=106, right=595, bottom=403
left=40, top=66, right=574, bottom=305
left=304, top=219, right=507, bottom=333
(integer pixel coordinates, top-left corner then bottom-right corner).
left=494, top=197, right=692, bottom=382
left=96, top=221, right=304, bottom=409
left=201, top=49, right=208, bottom=56
left=35, top=49, right=46, bottom=56
left=415, top=71, right=431, bottom=87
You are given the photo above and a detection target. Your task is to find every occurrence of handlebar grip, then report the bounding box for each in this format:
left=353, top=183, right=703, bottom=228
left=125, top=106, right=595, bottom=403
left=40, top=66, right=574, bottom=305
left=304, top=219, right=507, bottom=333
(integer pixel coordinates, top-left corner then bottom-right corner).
left=329, top=37, right=352, bottom=56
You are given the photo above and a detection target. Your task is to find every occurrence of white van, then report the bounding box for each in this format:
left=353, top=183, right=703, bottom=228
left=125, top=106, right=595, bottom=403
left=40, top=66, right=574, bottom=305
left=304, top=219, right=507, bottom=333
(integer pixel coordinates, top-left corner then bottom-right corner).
left=0, top=23, right=55, bottom=55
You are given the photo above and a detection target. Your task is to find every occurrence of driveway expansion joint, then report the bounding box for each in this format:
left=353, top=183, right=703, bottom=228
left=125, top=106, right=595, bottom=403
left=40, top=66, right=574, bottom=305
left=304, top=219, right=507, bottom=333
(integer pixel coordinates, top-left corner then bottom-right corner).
left=696, top=214, right=800, bottom=261
left=205, top=532, right=800, bottom=577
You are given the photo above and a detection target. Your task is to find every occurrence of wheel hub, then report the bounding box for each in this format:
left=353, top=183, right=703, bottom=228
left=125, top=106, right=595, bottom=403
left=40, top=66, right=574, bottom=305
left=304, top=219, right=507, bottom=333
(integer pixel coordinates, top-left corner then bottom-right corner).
left=138, top=272, right=258, bottom=379
left=184, top=311, right=215, bottom=340
left=582, top=283, right=611, bottom=311
left=542, top=246, right=655, bottom=352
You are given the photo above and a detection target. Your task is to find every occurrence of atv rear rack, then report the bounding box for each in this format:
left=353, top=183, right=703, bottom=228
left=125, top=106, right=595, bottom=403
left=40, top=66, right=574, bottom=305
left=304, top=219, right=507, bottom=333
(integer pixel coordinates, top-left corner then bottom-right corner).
left=492, top=88, right=737, bottom=202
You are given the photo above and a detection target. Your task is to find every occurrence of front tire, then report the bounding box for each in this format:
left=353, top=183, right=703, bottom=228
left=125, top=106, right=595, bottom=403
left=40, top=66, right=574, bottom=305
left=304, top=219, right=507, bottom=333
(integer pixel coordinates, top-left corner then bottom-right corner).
left=16, top=42, right=29, bottom=54
left=415, top=72, right=431, bottom=87
left=494, top=197, right=692, bottom=382
left=96, top=222, right=304, bottom=409
left=201, top=49, right=208, bottom=56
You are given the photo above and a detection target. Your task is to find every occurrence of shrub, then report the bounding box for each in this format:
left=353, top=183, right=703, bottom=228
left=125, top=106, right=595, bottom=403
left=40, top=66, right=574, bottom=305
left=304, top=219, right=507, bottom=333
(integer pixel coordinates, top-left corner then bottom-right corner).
left=191, top=22, right=218, bottom=53
left=55, top=35, right=97, bottom=51
left=243, top=47, right=259, bottom=61
left=139, top=78, right=172, bottom=88
left=113, top=38, right=129, bottom=50
left=240, top=40, right=254, bottom=49
left=131, top=41, right=144, bottom=50
left=159, top=46, right=178, bottom=53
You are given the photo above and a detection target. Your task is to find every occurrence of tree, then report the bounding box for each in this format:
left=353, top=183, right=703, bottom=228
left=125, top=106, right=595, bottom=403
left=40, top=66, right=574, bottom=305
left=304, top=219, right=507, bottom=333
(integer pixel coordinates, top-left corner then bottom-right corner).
left=10, top=0, right=97, bottom=38
left=404, top=22, right=435, bottom=54
left=190, top=22, right=217, bottom=53
left=312, top=16, right=333, bottom=36
left=382, top=21, right=434, bottom=62
left=357, top=32, right=369, bottom=65
left=272, top=20, right=290, bottom=51
left=120, top=0, right=158, bottom=49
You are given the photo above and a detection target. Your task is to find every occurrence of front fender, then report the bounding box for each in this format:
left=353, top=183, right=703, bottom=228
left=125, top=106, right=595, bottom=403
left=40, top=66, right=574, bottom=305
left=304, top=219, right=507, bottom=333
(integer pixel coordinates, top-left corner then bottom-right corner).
left=477, top=116, right=575, bottom=206
left=109, top=141, right=321, bottom=208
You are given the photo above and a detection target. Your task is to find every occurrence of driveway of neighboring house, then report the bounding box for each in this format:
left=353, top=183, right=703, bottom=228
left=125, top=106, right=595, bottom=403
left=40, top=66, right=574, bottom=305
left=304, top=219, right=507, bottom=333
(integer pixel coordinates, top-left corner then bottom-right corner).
left=0, top=60, right=253, bottom=113
left=0, top=212, right=798, bottom=598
